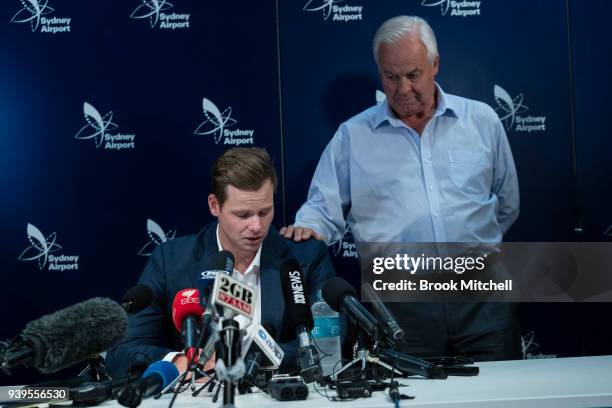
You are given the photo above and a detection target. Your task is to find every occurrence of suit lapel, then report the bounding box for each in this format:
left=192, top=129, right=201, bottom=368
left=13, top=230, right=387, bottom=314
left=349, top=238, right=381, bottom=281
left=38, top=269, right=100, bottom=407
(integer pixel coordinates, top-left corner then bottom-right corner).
left=259, top=226, right=289, bottom=335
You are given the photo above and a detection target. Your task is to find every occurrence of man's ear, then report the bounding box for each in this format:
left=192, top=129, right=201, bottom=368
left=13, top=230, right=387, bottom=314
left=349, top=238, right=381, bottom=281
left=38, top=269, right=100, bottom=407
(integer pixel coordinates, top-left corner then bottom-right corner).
left=208, top=194, right=221, bottom=217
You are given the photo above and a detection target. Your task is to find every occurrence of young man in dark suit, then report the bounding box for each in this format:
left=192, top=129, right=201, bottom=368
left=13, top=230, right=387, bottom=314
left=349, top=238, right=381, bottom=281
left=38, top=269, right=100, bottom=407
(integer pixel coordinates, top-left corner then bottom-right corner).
left=106, top=147, right=334, bottom=378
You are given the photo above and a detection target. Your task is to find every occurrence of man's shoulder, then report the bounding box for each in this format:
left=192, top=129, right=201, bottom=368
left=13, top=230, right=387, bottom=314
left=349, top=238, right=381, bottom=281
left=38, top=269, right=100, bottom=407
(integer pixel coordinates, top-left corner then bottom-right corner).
left=150, top=232, right=200, bottom=261
left=282, top=237, right=329, bottom=261
left=445, top=92, right=498, bottom=121
left=339, top=104, right=381, bottom=131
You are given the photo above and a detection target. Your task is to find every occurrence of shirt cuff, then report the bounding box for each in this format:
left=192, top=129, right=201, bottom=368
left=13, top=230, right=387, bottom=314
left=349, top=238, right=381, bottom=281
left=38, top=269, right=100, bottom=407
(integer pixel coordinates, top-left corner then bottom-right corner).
left=163, top=351, right=183, bottom=363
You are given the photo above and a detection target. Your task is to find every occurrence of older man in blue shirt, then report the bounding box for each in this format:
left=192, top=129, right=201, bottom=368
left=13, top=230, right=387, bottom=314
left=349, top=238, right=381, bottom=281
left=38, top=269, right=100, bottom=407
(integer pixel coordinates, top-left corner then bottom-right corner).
left=282, top=15, right=520, bottom=360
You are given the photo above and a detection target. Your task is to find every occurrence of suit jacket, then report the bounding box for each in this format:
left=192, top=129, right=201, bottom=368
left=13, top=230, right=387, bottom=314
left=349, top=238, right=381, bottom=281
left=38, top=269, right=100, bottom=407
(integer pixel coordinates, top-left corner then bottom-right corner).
left=105, top=222, right=335, bottom=378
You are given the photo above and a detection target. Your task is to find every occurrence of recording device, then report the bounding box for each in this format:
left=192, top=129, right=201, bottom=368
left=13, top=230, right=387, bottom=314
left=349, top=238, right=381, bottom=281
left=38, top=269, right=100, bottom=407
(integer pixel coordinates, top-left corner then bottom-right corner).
left=336, top=380, right=373, bottom=399
left=361, top=282, right=404, bottom=343
left=120, top=284, right=153, bottom=313
left=279, top=259, right=322, bottom=383
left=266, top=375, right=308, bottom=401
left=322, top=277, right=379, bottom=339
left=1, top=297, right=127, bottom=373
left=240, top=324, right=283, bottom=392
left=117, top=361, right=179, bottom=408
left=171, top=288, right=203, bottom=363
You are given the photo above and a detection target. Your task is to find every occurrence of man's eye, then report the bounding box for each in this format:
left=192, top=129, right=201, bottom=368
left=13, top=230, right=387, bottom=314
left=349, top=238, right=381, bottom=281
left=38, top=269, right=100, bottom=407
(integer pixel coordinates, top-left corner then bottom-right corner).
left=237, top=213, right=249, bottom=219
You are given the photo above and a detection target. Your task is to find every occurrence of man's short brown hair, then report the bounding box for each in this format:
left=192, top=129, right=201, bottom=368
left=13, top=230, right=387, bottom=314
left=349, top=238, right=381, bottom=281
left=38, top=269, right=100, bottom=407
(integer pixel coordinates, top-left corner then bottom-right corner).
left=211, top=147, right=277, bottom=207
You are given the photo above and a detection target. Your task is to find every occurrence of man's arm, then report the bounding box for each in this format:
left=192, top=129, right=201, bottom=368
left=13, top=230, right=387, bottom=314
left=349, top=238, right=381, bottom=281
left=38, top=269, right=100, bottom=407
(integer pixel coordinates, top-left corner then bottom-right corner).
left=491, top=117, right=520, bottom=235
left=283, top=127, right=352, bottom=245
left=105, top=247, right=173, bottom=378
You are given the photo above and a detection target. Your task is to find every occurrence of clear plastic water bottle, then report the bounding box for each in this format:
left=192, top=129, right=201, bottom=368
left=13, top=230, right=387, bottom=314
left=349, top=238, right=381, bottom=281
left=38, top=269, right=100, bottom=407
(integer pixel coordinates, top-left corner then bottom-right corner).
left=311, top=290, right=342, bottom=376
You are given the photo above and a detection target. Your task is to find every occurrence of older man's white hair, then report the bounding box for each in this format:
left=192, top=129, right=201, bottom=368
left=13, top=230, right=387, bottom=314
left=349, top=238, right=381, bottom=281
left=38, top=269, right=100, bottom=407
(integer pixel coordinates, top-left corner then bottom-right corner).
left=373, top=15, right=439, bottom=66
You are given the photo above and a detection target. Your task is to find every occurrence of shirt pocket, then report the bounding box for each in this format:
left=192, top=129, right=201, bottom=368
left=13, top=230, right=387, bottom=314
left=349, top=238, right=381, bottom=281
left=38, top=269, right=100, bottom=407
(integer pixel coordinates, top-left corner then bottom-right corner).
left=447, top=150, right=491, bottom=196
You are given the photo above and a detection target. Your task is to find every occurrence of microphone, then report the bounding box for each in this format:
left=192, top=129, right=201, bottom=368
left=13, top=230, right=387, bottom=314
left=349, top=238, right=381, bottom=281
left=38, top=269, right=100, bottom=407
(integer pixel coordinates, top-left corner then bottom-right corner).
left=120, top=284, right=153, bottom=313
left=279, top=259, right=322, bottom=383
left=195, top=250, right=235, bottom=306
left=117, top=361, right=179, bottom=408
left=195, top=250, right=234, bottom=322
left=322, top=277, right=379, bottom=340
left=197, top=270, right=257, bottom=368
left=361, top=282, right=404, bottom=343
left=379, top=348, right=447, bottom=379
left=1, top=297, right=127, bottom=373
left=172, top=289, right=203, bottom=363
left=243, top=324, right=283, bottom=385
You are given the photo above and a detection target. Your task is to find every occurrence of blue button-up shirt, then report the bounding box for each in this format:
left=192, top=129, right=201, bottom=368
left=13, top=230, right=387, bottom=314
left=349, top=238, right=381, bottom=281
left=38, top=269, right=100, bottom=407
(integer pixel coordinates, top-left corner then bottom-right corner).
left=295, top=85, right=519, bottom=245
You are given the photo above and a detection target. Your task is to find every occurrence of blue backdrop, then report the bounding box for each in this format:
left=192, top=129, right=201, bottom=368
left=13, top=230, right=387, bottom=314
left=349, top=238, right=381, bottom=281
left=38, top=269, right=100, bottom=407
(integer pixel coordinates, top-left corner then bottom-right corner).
left=1, top=0, right=610, bottom=383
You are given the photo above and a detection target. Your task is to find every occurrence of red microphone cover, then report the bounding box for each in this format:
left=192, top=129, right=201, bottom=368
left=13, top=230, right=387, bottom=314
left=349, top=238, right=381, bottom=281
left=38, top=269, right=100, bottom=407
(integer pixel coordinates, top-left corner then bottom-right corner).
left=171, top=288, right=203, bottom=331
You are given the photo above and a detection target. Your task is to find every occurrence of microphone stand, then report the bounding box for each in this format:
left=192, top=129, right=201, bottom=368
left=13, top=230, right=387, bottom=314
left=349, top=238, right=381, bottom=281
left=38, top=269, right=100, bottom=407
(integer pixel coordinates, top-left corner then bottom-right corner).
left=216, top=319, right=244, bottom=408
left=332, top=329, right=401, bottom=381
left=78, top=355, right=111, bottom=382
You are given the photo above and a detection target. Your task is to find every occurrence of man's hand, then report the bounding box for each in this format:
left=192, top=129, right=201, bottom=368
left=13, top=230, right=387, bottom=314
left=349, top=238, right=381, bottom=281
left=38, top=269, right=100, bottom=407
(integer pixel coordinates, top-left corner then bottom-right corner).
left=172, top=351, right=215, bottom=381
left=279, top=225, right=325, bottom=242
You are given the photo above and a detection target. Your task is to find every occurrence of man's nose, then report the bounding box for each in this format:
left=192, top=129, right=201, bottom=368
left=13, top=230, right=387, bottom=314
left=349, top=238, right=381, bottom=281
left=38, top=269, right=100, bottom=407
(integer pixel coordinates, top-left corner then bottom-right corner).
left=398, top=77, right=413, bottom=93
left=248, top=216, right=263, bottom=232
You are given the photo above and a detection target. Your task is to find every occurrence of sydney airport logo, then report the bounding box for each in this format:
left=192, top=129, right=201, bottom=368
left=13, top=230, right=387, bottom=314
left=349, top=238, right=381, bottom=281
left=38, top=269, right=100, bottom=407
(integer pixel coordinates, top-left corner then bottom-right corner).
left=420, top=0, right=481, bottom=17
left=75, top=102, right=136, bottom=150
left=130, top=0, right=190, bottom=30
left=493, top=84, right=547, bottom=133
left=332, top=226, right=357, bottom=259
left=194, top=97, right=254, bottom=146
left=303, top=0, right=363, bottom=22
left=10, top=0, right=71, bottom=33
left=17, top=223, right=79, bottom=271
left=521, top=331, right=557, bottom=360
left=138, top=218, right=176, bottom=256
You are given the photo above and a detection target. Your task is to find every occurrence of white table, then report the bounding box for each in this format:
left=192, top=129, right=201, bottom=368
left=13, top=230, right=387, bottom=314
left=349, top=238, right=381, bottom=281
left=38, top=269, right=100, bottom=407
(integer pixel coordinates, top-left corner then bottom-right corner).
left=101, top=355, right=612, bottom=408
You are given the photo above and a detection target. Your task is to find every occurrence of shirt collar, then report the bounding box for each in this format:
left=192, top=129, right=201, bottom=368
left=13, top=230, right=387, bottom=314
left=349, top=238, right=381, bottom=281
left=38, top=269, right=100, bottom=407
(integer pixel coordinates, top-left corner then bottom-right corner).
left=372, top=82, right=459, bottom=129
left=216, top=224, right=262, bottom=276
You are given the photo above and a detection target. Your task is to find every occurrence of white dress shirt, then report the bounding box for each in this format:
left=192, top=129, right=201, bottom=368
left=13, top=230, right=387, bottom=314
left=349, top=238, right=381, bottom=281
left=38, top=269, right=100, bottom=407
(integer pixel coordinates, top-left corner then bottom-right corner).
left=216, top=225, right=262, bottom=356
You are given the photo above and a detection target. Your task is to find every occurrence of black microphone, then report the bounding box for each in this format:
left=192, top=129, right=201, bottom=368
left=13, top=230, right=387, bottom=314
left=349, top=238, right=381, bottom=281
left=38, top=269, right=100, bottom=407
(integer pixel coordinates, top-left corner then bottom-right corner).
left=322, top=277, right=379, bottom=340
left=379, top=348, right=447, bottom=379
left=191, top=251, right=235, bottom=370
left=242, top=324, right=283, bottom=390
left=279, top=259, right=322, bottom=383
left=120, top=284, right=153, bottom=313
left=361, top=282, right=404, bottom=343
left=1, top=297, right=128, bottom=373
left=117, top=361, right=179, bottom=407
left=195, top=250, right=234, bottom=322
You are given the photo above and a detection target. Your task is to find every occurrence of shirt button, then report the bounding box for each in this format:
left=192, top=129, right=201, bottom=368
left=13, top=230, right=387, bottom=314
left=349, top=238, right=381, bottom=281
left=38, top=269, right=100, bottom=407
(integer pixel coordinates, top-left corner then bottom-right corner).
left=433, top=212, right=439, bottom=217
left=428, top=186, right=433, bottom=191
